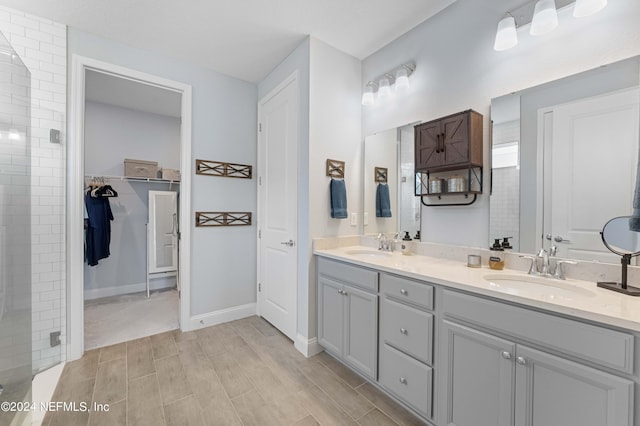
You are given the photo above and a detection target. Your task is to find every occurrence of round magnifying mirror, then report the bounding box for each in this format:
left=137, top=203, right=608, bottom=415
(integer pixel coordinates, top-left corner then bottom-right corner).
left=598, top=216, right=640, bottom=296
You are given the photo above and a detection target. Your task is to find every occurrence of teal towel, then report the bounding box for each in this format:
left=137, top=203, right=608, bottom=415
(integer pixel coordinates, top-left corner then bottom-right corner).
left=330, top=179, right=348, bottom=219
left=376, top=183, right=392, bottom=218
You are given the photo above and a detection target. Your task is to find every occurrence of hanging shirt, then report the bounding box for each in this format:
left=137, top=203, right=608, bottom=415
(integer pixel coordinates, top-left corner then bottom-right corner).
left=85, top=192, right=114, bottom=266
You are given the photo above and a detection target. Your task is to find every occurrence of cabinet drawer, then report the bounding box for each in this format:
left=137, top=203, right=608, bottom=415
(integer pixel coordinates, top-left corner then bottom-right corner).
left=442, top=290, right=635, bottom=374
left=381, top=298, right=433, bottom=365
left=380, top=343, right=432, bottom=419
left=380, top=273, right=434, bottom=311
left=318, top=257, right=378, bottom=292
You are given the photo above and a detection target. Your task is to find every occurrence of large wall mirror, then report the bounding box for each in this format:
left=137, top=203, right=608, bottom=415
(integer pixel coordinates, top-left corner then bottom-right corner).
left=490, top=55, right=640, bottom=262
left=363, top=123, right=421, bottom=239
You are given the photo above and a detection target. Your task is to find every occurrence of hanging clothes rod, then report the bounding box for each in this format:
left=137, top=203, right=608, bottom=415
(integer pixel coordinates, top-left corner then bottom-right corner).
left=84, top=174, right=181, bottom=184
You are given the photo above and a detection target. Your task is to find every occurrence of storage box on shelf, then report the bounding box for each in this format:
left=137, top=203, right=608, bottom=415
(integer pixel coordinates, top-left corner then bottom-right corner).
left=124, top=158, right=158, bottom=179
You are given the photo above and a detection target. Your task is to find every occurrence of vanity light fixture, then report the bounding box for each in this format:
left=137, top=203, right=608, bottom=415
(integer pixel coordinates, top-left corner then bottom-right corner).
left=361, top=62, right=415, bottom=106
left=494, top=0, right=607, bottom=51
left=494, top=15, right=518, bottom=51
left=573, top=0, right=607, bottom=17
left=377, top=74, right=392, bottom=101
left=395, top=65, right=411, bottom=92
left=361, top=81, right=377, bottom=106
left=530, top=0, right=558, bottom=35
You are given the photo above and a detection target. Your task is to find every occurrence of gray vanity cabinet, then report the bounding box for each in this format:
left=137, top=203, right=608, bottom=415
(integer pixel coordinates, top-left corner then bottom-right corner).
left=441, top=320, right=516, bottom=426
left=440, top=289, right=634, bottom=426
left=317, top=258, right=378, bottom=380
left=379, top=273, right=435, bottom=419
left=514, top=345, right=633, bottom=426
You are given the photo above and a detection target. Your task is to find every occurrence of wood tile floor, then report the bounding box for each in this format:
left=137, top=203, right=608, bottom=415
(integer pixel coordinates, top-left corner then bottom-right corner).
left=43, top=316, right=425, bottom=426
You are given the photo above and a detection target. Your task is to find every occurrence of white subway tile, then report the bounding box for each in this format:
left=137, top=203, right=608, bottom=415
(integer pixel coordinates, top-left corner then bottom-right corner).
left=25, top=47, right=52, bottom=63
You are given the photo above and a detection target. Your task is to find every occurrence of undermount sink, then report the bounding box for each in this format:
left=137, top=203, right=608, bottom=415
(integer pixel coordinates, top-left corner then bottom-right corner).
left=483, top=274, right=596, bottom=300
left=344, top=249, right=392, bottom=257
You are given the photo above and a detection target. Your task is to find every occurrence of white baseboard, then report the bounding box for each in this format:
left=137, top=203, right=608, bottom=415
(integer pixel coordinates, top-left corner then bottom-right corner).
left=295, top=334, right=323, bottom=357
left=84, top=280, right=176, bottom=300
left=187, top=303, right=256, bottom=331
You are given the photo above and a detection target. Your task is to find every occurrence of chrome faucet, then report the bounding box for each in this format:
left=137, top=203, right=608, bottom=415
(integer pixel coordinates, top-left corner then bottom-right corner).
left=538, top=248, right=550, bottom=276
left=377, top=233, right=388, bottom=251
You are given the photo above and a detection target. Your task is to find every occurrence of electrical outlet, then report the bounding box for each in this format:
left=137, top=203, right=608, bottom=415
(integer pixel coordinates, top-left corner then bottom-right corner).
left=350, top=212, right=357, bottom=226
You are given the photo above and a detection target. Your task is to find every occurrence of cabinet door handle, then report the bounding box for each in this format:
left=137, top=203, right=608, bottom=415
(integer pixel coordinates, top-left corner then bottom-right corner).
left=400, top=328, right=408, bottom=335
left=400, top=288, right=408, bottom=296
left=399, top=377, right=407, bottom=384
left=440, top=132, right=446, bottom=152
left=516, top=356, right=527, bottom=365
left=435, top=134, right=441, bottom=153
left=501, top=351, right=512, bottom=360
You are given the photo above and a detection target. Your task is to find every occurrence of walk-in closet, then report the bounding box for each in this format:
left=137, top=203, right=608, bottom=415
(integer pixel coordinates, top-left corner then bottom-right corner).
left=83, top=70, right=182, bottom=349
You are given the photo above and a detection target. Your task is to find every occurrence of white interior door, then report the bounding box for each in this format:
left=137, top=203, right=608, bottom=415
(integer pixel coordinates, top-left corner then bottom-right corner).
left=548, top=88, right=640, bottom=261
left=258, top=74, right=298, bottom=340
left=148, top=190, right=178, bottom=273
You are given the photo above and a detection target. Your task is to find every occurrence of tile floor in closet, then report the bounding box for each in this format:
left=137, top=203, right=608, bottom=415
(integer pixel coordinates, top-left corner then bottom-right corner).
left=44, top=315, right=425, bottom=426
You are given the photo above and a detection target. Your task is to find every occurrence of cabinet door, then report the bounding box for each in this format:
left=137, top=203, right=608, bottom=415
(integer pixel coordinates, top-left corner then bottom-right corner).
left=344, top=285, right=378, bottom=380
left=441, top=112, right=469, bottom=166
left=415, top=121, right=443, bottom=169
left=515, top=345, right=633, bottom=426
left=440, top=321, right=515, bottom=426
left=317, top=276, right=344, bottom=356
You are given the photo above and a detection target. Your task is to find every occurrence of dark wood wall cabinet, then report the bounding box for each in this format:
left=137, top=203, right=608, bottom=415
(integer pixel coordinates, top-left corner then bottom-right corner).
left=414, top=110, right=483, bottom=206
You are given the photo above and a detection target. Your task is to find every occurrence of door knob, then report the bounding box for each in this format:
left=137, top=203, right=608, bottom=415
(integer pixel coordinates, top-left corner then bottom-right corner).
left=553, top=235, right=571, bottom=243
left=280, top=239, right=295, bottom=247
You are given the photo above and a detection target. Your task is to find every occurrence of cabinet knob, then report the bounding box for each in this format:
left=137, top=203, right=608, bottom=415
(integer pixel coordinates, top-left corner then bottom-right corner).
left=516, top=356, right=527, bottom=365
left=501, top=351, right=512, bottom=360
left=400, top=288, right=408, bottom=295
left=400, top=328, right=408, bottom=335
left=343, top=291, right=348, bottom=296
left=337, top=289, right=343, bottom=295
left=399, top=377, right=407, bottom=384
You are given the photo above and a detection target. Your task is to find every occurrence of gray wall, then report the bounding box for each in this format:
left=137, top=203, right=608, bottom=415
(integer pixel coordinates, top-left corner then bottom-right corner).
left=69, top=28, right=258, bottom=317
left=361, top=0, right=640, bottom=249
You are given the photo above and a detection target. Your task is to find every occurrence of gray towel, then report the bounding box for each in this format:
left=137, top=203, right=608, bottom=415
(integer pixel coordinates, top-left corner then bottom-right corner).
left=631, top=157, right=640, bottom=231
left=330, top=178, right=348, bottom=219
left=376, top=183, right=392, bottom=218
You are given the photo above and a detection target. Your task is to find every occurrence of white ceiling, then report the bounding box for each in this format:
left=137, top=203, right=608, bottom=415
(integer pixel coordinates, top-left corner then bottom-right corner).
left=0, top=0, right=456, bottom=83
left=85, top=70, right=182, bottom=117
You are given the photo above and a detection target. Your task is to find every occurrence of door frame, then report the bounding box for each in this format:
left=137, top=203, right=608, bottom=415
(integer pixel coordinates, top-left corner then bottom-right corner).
left=255, top=70, right=299, bottom=335
left=68, top=55, right=192, bottom=360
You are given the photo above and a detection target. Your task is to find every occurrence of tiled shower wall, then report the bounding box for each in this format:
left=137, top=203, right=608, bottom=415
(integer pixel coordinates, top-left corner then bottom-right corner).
left=0, top=6, right=67, bottom=372
left=490, top=119, right=520, bottom=251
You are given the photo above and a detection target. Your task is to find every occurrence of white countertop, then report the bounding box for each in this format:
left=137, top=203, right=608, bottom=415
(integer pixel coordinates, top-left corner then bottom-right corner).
left=314, top=245, right=640, bottom=333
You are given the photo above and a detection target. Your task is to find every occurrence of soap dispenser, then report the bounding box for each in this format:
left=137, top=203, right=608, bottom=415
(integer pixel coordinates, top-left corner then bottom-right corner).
left=501, top=237, right=513, bottom=250
left=489, top=239, right=505, bottom=270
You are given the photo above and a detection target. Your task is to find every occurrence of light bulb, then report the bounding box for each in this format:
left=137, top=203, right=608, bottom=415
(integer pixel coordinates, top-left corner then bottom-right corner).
left=361, top=82, right=376, bottom=106
left=395, top=67, right=410, bottom=92
left=573, top=0, right=607, bottom=17
left=530, top=0, right=558, bottom=36
left=494, top=16, right=518, bottom=51
left=378, top=76, right=391, bottom=101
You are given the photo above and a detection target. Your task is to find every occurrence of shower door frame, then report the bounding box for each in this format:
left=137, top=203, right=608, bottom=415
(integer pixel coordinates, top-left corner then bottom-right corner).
left=67, top=55, right=193, bottom=361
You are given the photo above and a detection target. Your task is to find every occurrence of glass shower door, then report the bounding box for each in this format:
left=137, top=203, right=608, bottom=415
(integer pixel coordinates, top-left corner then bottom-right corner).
left=0, top=30, right=32, bottom=424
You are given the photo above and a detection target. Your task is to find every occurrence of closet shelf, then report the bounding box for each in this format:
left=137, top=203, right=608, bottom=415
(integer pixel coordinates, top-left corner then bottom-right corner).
left=85, top=175, right=181, bottom=185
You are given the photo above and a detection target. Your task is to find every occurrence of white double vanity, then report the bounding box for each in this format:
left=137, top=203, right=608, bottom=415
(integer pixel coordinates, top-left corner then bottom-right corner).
left=315, top=237, right=640, bottom=426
